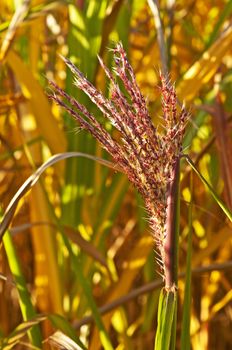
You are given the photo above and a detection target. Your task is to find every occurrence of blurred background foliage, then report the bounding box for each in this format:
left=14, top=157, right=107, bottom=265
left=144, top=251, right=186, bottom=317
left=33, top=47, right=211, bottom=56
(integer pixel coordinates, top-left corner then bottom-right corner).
left=0, top=0, right=232, bottom=349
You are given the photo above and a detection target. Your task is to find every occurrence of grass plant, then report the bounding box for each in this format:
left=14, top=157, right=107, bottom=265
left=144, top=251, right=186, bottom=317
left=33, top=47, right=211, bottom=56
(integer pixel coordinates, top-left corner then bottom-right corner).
left=48, top=43, right=187, bottom=349
left=1, top=1, right=232, bottom=349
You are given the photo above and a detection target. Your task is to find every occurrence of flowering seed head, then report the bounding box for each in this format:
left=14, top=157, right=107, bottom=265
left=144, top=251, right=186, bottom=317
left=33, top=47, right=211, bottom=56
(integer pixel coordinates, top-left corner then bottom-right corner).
left=48, top=43, right=188, bottom=275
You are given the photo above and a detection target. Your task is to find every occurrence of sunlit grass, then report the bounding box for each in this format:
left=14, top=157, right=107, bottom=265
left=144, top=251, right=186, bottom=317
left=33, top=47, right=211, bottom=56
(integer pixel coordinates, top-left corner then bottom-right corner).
left=1, top=0, right=232, bottom=349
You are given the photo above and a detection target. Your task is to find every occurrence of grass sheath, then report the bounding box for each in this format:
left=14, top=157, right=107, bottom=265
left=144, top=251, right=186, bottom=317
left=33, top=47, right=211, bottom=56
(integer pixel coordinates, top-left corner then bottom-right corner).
left=155, top=288, right=177, bottom=350
left=48, top=43, right=187, bottom=349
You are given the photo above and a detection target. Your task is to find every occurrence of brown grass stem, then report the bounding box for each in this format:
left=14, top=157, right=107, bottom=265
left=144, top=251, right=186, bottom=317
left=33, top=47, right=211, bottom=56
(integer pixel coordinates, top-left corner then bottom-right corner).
left=164, top=157, right=180, bottom=289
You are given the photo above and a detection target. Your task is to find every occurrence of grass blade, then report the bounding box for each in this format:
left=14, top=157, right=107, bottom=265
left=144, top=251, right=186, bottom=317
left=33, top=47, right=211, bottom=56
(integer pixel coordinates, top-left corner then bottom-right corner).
left=0, top=152, right=118, bottom=241
left=184, top=155, right=232, bottom=221
left=74, top=259, right=114, bottom=350
left=63, top=1, right=108, bottom=227
left=48, top=315, right=87, bottom=350
left=0, top=313, right=86, bottom=350
left=0, top=0, right=30, bottom=60
left=1, top=213, right=42, bottom=347
left=0, top=152, right=116, bottom=349
left=44, top=207, right=114, bottom=350
left=205, top=0, right=232, bottom=49
left=48, top=331, right=86, bottom=350
left=177, top=25, right=232, bottom=102
left=89, top=232, right=153, bottom=349
left=10, top=222, right=109, bottom=271
left=180, top=175, right=193, bottom=350
left=5, top=50, right=67, bottom=156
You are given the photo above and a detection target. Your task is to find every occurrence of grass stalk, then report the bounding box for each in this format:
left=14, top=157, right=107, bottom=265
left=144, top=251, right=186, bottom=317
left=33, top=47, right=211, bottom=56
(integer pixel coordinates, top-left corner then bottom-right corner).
left=155, top=158, right=180, bottom=350
left=48, top=44, right=187, bottom=350
left=164, top=158, right=180, bottom=289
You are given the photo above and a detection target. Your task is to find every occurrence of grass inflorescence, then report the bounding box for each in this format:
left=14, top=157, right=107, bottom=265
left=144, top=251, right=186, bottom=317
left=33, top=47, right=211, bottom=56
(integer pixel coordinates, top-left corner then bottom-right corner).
left=48, top=43, right=188, bottom=288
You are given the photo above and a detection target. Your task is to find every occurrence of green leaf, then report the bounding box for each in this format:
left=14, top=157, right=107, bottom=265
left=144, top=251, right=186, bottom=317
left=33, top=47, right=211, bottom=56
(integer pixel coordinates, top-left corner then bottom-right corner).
left=63, top=0, right=108, bottom=226
left=184, top=155, right=232, bottom=221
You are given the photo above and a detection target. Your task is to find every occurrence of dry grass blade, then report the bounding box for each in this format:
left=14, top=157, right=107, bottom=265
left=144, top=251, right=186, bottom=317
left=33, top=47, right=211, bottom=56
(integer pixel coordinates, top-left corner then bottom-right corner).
left=147, top=0, right=168, bottom=74
left=9, top=222, right=109, bottom=270
left=48, top=331, right=85, bottom=350
left=0, top=315, right=46, bottom=350
left=0, top=152, right=119, bottom=241
left=177, top=25, right=232, bottom=101
left=0, top=273, right=15, bottom=285
left=5, top=50, right=67, bottom=160
left=0, top=0, right=30, bottom=61
left=64, top=225, right=109, bottom=270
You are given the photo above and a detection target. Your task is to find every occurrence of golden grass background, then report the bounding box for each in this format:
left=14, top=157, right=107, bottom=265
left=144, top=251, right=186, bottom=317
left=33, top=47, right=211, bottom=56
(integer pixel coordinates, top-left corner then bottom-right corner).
left=1, top=0, right=232, bottom=349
